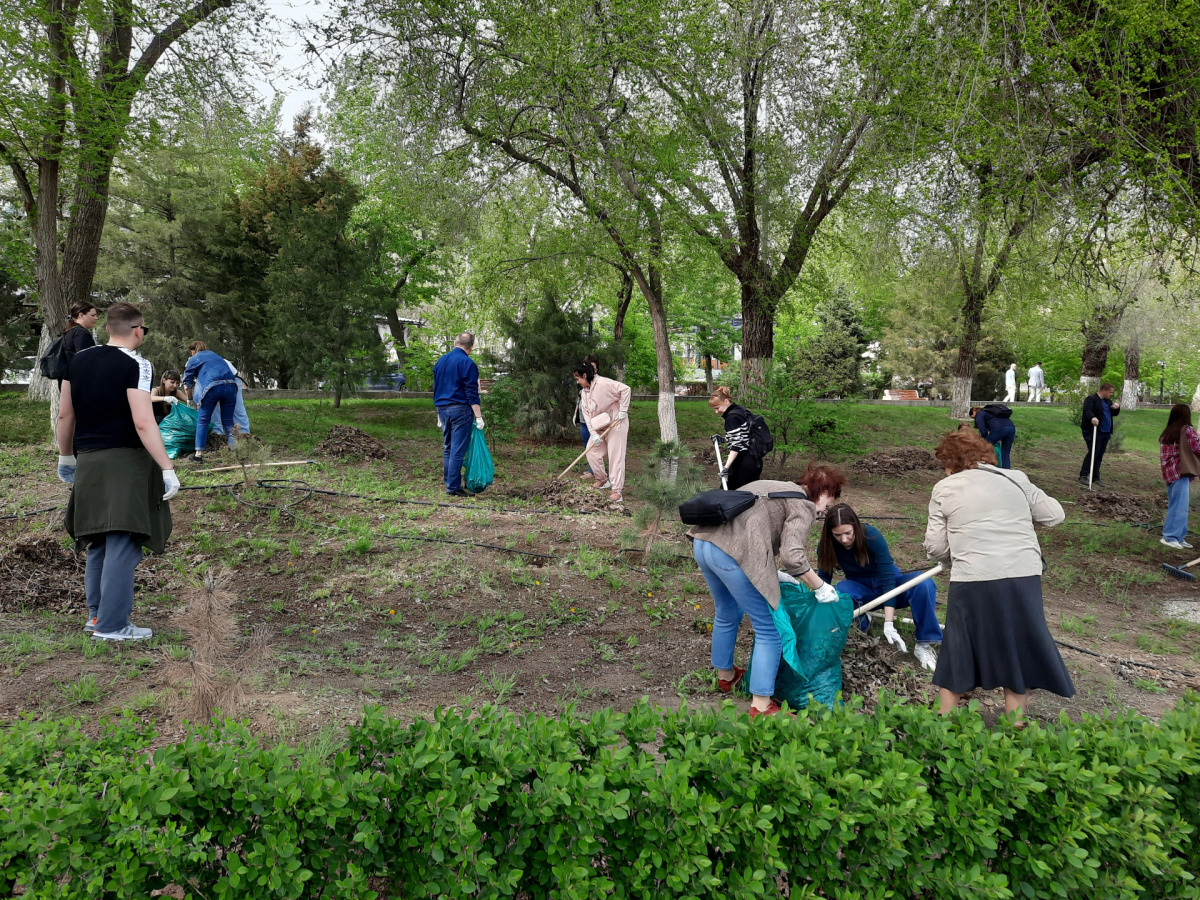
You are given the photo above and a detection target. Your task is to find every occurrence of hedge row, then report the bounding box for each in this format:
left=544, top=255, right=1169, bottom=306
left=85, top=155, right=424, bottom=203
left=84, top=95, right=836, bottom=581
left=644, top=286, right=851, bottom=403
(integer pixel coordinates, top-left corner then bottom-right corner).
left=2, top=695, right=1199, bottom=899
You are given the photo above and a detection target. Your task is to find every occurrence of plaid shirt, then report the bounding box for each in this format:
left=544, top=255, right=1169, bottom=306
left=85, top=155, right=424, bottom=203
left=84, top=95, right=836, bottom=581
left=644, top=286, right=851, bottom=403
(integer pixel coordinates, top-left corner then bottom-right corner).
left=1160, top=425, right=1200, bottom=484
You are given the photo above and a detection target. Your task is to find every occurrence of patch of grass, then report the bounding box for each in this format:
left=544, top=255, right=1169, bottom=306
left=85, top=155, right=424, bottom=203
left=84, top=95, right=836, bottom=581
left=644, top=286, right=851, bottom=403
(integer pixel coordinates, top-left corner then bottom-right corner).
left=161, top=644, right=191, bottom=661
left=591, top=640, right=617, bottom=663
left=1136, top=633, right=1178, bottom=655
left=1059, top=614, right=1097, bottom=637
left=128, top=689, right=164, bottom=714
left=1132, top=676, right=1166, bottom=694
left=57, top=674, right=102, bottom=705
left=478, top=668, right=517, bottom=702
left=0, top=395, right=51, bottom=446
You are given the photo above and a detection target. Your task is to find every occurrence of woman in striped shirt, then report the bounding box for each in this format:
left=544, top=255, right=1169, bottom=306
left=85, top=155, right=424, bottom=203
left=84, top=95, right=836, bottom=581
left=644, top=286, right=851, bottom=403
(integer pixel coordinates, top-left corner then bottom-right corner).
left=709, top=387, right=763, bottom=490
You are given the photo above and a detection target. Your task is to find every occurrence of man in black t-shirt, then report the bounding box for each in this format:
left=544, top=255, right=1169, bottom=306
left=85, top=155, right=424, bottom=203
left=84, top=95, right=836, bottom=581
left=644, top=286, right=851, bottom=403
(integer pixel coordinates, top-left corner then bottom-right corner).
left=57, top=302, right=179, bottom=642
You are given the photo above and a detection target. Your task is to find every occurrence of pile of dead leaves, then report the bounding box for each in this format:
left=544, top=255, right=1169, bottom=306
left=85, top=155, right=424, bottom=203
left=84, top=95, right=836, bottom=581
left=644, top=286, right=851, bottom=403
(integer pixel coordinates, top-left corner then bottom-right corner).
left=499, top=478, right=629, bottom=514
left=840, top=626, right=934, bottom=710
left=1076, top=490, right=1154, bottom=523
left=314, top=425, right=389, bottom=460
left=850, top=447, right=940, bottom=477
left=0, top=539, right=86, bottom=613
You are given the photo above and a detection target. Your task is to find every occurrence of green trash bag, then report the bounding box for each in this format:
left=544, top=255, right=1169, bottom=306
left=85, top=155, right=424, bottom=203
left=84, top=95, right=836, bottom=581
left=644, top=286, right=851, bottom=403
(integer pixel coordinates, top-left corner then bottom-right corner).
left=158, top=404, right=211, bottom=459
left=742, top=581, right=854, bottom=710
left=463, top=426, right=494, bottom=493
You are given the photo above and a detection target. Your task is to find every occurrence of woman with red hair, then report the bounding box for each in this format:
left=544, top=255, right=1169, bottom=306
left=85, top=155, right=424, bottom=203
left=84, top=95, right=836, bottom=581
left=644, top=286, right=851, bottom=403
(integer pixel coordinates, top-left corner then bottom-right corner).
left=687, top=463, right=846, bottom=717
left=925, top=429, right=1071, bottom=725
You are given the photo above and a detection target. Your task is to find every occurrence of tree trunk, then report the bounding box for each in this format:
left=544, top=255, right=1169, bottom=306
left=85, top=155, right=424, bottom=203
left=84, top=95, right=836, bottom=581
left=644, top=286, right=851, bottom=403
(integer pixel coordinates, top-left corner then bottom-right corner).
left=1122, top=342, right=1140, bottom=411
left=613, top=269, right=632, bottom=343
left=703, top=353, right=713, bottom=393
left=334, top=381, right=343, bottom=409
left=950, top=286, right=986, bottom=418
left=739, top=279, right=775, bottom=396
left=1080, top=329, right=1111, bottom=380
left=385, top=308, right=409, bottom=347
left=628, top=266, right=677, bottom=444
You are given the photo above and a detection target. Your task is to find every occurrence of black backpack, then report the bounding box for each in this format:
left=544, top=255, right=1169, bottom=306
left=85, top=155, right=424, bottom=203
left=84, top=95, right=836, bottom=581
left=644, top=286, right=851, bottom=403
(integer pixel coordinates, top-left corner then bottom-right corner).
left=748, top=413, right=774, bottom=458
left=982, top=403, right=1012, bottom=419
left=37, top=335, right=71, bottom=380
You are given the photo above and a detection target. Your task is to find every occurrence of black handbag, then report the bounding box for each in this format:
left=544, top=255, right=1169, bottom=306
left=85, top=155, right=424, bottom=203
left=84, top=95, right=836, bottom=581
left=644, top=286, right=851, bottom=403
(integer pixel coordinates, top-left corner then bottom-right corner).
left=679, top=488, right=808, bottom=526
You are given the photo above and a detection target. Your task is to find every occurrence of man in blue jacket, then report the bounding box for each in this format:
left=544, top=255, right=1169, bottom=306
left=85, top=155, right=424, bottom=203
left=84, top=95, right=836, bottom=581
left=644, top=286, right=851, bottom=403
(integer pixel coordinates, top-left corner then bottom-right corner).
left=1079, top=383, right=1121, bottom=488
left=432, top=332, right=484, bottom=497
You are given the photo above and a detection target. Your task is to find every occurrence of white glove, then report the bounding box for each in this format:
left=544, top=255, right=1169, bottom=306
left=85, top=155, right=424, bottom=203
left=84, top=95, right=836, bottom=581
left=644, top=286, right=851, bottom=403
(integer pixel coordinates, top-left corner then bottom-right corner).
left=162, top=469, right=180, bottom=501
left=777, top=569, right=799, bottom=586
left=587, top=432, right=602, bottom=448
left=616, top=410, right=627, bottom=420
left=882, top=621, right=908, bottom=653
left=57, top=454, right=77, bottom=484
left=814, top=582, right=838, bottom=603
left=163, top=395, right=179, bottom=406
left=475, top=417, right=485, bottom=430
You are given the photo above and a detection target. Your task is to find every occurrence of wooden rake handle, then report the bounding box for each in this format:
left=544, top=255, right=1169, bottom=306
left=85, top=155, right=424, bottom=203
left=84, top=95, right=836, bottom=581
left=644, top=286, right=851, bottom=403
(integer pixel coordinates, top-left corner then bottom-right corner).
left=557, top=424, right=614, bottom=480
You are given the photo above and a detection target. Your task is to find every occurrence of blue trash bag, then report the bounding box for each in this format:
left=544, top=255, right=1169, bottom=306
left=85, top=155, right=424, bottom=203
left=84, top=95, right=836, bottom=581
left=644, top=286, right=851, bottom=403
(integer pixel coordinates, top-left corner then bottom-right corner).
left=464, top=426, right=495, bottom=493
left=742, top=581, right=854, bottom=710
left=159, top=403, right=204, bottom=460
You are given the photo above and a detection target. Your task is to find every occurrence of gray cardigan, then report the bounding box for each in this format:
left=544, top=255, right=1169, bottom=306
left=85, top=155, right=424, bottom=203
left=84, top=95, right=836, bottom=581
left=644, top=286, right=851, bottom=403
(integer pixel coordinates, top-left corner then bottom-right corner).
left=687, top=479, right=816, bottom=609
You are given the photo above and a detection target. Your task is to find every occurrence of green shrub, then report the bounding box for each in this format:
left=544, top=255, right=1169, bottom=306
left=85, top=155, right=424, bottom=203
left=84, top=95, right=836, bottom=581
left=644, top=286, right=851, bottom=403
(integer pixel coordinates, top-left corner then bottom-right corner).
left=1, top=695, right=1198, bottom=898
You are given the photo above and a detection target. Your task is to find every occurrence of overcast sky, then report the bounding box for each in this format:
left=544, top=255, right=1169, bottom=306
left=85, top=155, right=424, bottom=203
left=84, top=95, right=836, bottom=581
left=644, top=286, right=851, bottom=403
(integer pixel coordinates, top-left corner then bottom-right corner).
left=255, top=0, right=332, bottom=129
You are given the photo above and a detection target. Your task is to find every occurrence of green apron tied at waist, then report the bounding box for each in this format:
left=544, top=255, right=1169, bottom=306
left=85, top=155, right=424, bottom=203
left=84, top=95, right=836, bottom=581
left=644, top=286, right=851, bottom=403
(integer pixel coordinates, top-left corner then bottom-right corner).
left=65, top=447, right=173, bottom=554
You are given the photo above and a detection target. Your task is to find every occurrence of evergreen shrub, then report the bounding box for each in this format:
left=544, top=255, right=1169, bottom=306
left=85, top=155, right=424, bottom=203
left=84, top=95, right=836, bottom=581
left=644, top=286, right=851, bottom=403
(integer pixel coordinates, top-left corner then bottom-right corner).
left=1, top=695, right=1198, bottom=899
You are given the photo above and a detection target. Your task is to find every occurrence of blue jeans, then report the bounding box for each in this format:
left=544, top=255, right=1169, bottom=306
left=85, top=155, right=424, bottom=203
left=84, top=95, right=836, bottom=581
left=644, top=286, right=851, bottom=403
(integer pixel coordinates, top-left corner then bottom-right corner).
left=984, top=419, right=1015, bottom=469
left=580, top=422, right=593, bottom=474
left=439, top=404, right=473, bottom=493
left=837, top=565, right=943, bottom=643
left=1164, top=476, right=1192, bottom=544
left=196, top=382, right=237, bottom=452
left=86, top=532, right=143, bottom=633
left=693, top=539, right=781, bottom=697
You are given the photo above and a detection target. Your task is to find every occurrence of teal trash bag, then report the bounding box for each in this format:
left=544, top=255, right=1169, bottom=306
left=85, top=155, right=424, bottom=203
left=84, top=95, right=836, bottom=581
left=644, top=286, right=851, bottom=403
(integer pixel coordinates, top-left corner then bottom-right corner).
left=463, top=427, right=494, bottom=493
left=742, top=581, right=854, bottom=710
left=159, top=404, right=204, bottom=460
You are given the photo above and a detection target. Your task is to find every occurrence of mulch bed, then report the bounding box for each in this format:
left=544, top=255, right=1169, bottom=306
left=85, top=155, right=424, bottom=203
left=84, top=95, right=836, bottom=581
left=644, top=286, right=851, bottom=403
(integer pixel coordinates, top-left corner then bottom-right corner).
left=841, top=626, right=933, bottom=710
left=498, top=478, right=629, bottom=514
left=850, top=448, right=941, bottom=477
left=1076, top=490, right=1155, bottom=523
left=314, top=425, right=390, bottom=460
left=0, top=539, right=86, bottom=614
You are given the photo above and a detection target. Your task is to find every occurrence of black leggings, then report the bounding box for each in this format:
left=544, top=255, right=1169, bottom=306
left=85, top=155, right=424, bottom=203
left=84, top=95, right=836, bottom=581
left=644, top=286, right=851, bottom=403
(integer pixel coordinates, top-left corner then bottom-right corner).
left=727, top=453, right=763, bottom=490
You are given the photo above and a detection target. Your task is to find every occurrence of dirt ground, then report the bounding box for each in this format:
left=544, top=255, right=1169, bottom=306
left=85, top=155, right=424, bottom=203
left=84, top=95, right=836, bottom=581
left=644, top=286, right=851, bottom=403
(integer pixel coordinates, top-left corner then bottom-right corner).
left=2, top=409, right=1198, bottom=747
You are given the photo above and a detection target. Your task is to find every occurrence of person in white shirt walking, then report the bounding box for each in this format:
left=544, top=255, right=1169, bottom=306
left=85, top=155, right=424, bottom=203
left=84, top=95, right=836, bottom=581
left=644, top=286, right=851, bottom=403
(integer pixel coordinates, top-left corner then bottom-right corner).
left=1003, top=363, right=1018, bottom=402
left=1027, top=362, right=1045, bottom=402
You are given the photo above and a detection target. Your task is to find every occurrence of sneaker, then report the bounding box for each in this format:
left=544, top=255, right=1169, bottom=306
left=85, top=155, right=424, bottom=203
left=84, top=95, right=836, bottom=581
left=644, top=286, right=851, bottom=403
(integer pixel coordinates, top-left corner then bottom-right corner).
left=717, top=665, right=745, bottom=693
left=83, top=616, right=97, bottom=633
left=92, top=624, right=153, bottom=642
left=1183, top=540, right=1195, bottom=549
left=1094, top=480, right=1106, bottom=489
left=597, top=480, right=612, bottom=490
left=914, top=643, right=938, bottom=671
left=1078, top=476, right=1090, bottom=487
left=1160, top=538, right=1186, bottom=550
left=447, top=489, right=476, bottom=498
left=579, top=471, right=596, bottom=480
left=609, top=491, right=623, bottom=502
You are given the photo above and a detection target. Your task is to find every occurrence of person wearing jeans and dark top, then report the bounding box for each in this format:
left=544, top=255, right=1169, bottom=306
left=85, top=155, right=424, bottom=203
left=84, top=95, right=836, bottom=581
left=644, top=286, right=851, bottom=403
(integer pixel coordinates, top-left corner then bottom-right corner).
left=1158, top=403, right=1200, bottom=550
left=56, top=302, right=178, bottom=642
left=1079, top=383, right=1120, bottom=487
left=182, top=341, right=239, bottom=462
left=817, top=503, right=942, bottom=671
left=708, top=386, right=763, bottom=490
left=970, top=404, right=1016, bottom=469
left=433, top=331, right=484, bottom=497
left=687, top=464, right=846, bottom=717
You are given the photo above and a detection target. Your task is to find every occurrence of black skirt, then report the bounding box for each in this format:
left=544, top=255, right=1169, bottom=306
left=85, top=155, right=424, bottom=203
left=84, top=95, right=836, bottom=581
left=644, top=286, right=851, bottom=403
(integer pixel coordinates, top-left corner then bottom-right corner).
left=932, top=576, right=1075, bottom=697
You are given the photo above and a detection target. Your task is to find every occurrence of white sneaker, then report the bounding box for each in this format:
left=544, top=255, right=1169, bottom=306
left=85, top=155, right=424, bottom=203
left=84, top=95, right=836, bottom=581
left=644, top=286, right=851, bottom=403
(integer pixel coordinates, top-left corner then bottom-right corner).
left=92, top=624, right=153, bottom=642
left=1160, top=538, right=1186, bottom=550
left=598, top=480, right=612, bottom=489
left=913, top=643, right=938, bottom=671
left=1183, top=540, right=1195, bottom=549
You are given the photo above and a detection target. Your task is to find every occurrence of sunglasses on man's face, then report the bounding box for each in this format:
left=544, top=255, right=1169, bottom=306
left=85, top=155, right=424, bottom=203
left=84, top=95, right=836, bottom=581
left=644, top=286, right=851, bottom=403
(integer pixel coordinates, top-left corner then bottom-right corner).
left=134, top=323, right=150, bottom=335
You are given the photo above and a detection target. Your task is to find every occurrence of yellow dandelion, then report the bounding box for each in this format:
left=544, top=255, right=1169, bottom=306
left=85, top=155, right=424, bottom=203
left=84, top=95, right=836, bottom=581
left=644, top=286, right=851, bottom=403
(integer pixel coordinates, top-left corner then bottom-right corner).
left=694, top=604, right=701, bottom=610
left=311, top=629, right=317, bottom=634
left=570, top=607, right=575, bottom=612
left=535, top=581, right=541, bottom=585
left=647, top=592, right=653, bottom=597
left=388, top=609, right=396, bottom=615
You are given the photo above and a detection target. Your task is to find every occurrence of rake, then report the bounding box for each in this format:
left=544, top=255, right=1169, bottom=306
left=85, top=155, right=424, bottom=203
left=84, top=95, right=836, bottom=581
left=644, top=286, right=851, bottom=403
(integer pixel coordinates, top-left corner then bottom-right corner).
left=1162, top=554, right=1200, bottom=581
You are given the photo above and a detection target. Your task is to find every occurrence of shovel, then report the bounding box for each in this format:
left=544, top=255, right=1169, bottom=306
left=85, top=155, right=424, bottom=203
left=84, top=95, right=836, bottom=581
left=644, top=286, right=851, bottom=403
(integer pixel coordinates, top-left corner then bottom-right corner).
left=1163, top=554, right=1200, bottom=581
left=711, top=433, right=728, bottom=490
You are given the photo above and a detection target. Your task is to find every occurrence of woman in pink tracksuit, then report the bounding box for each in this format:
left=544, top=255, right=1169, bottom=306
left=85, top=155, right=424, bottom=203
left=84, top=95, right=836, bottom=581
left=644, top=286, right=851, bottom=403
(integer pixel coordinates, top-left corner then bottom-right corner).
left=573, top=364, right=632, bottom=501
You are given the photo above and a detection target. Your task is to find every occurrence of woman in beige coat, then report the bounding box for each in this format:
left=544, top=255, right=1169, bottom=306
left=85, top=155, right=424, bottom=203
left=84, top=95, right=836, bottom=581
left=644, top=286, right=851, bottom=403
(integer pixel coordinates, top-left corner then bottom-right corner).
left=573, top=364, right=632, bottom=501
left=924, top=429, right=1072, bottom=725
